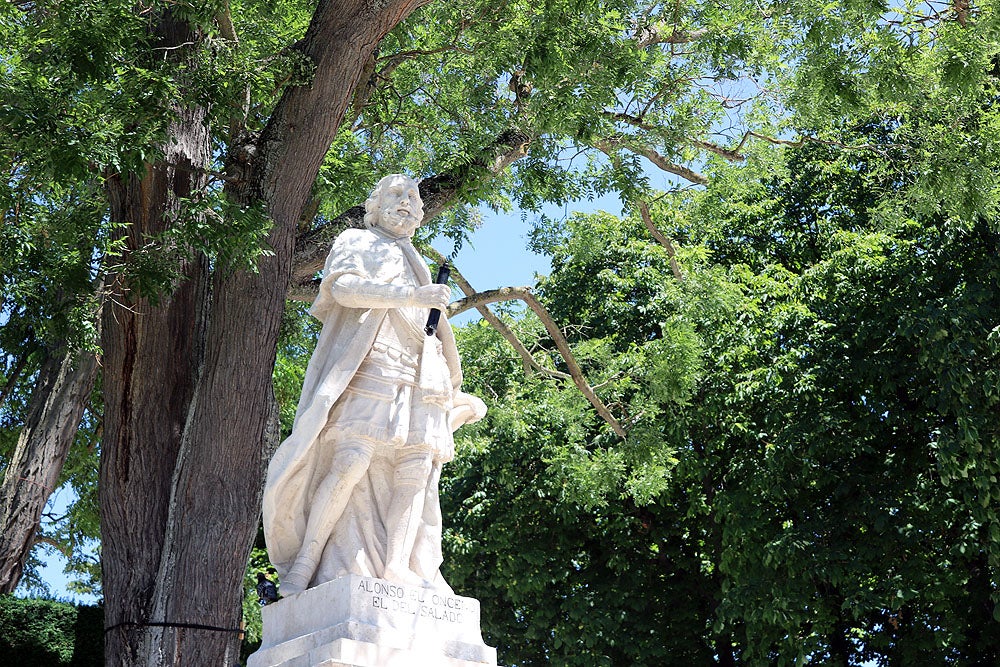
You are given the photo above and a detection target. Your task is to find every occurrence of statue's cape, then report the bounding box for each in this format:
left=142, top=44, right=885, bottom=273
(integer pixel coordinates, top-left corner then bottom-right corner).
left=262, top=227, right=461, bottom=577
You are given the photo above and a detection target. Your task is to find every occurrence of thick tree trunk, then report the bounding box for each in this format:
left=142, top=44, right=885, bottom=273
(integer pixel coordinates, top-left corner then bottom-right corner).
left=100, top=1, right=427, bottom=664
left=0, top=344, right=98, bottom=593
left=101, top=106, right=214, bottom=664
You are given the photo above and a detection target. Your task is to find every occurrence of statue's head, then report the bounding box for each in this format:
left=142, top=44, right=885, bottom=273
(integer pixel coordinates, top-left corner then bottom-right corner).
left=364, top=174, right=423, bottom=238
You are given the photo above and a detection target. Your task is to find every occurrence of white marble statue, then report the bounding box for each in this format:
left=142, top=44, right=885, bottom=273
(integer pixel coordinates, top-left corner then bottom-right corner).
left=263, top=174, right=486, bottom=597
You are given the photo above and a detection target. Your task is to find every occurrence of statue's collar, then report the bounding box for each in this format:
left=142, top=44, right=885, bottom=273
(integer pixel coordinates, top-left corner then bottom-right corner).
left=370, top=225, right=415, bottom=243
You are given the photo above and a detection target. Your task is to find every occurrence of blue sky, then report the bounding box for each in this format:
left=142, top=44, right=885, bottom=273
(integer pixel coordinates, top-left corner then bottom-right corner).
left=432, top=185, right=660, bottom=326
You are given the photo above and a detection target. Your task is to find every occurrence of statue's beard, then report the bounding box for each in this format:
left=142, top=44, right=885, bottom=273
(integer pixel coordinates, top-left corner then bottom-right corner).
left=379, top=212, right=420, bottom=237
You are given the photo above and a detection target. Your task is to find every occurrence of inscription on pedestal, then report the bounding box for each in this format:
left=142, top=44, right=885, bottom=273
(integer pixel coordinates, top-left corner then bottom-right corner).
left=249, top=575, right=497, bottom=667
left=358, top=579, right=467, bottom=623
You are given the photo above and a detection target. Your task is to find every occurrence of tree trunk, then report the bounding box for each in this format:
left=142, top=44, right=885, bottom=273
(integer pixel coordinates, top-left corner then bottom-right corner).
left=0, top=344, right=98, bottom=593
left=101, top=105, right=214, bottom=663
left=99, top=1, right=427, bottom=664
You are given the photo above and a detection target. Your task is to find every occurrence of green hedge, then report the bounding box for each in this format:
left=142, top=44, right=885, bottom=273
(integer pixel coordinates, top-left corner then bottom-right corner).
left=0, top=596, right=103, bottom=666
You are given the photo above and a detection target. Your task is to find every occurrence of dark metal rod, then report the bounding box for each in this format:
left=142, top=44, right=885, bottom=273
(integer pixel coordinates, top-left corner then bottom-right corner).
left=424, top=262, right=451, bottom=336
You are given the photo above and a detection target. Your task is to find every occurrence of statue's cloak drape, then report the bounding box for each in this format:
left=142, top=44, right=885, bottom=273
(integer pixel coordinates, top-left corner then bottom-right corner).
left=262, top=228, right=462, bottom=585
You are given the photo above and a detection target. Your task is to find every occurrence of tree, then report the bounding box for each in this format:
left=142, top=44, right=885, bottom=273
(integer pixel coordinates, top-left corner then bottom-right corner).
left=442, top=121, right=1000, bottom=664
left=0, top=164, right=104, bottom=593
left=94, top=1, right=443, bottom=662
left=7, top=0, right=430, bottom=662
left=689, top=137, right=1000, bottom=664
left=0, top=344, right=98, bottom=593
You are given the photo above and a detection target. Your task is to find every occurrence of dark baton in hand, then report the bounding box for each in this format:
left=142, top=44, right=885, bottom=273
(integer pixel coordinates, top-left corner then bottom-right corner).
left=424, top=262, right=451, bottom=336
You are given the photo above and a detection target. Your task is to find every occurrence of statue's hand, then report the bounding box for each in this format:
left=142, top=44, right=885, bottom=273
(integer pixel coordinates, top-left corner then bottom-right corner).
left=410, top=284, right=451, bottom=310
left=449, top=392, right=487, bottom=432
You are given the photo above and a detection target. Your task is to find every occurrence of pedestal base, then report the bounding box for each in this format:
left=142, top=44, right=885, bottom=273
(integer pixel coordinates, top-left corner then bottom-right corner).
left=247, top=575, right=498, bottom=667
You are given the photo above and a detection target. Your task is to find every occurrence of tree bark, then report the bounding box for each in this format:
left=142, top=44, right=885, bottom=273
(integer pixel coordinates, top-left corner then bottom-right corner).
left=101, top=106, right=214, bottom=663
left=0, top=344, right=98, bottom=593
left=99, top=1, right=428, bottom=664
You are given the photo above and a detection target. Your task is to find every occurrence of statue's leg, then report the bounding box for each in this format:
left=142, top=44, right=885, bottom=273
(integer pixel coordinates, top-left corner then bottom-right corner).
left=281, top=439, right=375, bottom=595
left=382, top=446, right=434, bottom=587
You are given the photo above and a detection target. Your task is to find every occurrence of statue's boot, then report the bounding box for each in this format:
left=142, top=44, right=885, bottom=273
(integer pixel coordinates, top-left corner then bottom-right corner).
left=281, top=442, right=374, bottom=595
left=280, top=544, right=321, bottom=596
left=383, top=455, right=433, bottom=587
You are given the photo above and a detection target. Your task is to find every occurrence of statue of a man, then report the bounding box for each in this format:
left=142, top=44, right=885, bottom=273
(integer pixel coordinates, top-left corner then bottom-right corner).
left=263, top=174, right=485, bottom=596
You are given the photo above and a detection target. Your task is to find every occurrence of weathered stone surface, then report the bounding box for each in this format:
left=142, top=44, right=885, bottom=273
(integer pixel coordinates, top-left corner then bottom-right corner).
left=247, top=575, right=498, bottom=667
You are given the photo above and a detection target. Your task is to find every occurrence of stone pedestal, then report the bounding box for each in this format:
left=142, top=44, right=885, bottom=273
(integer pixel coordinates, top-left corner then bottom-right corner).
left=247, top=575, right=498, bottom=667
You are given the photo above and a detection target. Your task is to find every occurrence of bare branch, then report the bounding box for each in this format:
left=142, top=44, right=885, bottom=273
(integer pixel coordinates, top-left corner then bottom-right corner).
left=298, top=196, right=321, bottom=235
left=603, top=112, right=748, bottom=163
left=519, top=290, right=627, bottom=438
left=151, top=41, right=197, bottom=52
left=448, top=285, right=534, bottom=316
left=423, top=249, right=569, bottom=380
left=346, top=50, right=380, bottom=130
left=604, top=110, right=655, bottom=131
left=953, top=0, right=970, bottom=26
left=286, top=283, right=323, bottom=303
left=636, top=25, right=708, bottom=48
left=32, top=534, right=72, bottom=559
left=431, top=250, right=626, bottom=438
left=734, top=130, right=892, bottom=155
left=347, top=38, right=475, bottom=129
left=689, top=138, right=745, bottom=162
left=0, top=348, right=32, bottom=409
left=215, top=3, right=237, bottom=42
left=638, top=201, right=684, bottom=281
left=594, top=138, right=708, bottom=185
left=378, top=45, right=474, bottom=74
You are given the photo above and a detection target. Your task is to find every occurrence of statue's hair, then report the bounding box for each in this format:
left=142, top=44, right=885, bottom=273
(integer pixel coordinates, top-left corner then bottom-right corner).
left=363, top=174, right=421, bottom=228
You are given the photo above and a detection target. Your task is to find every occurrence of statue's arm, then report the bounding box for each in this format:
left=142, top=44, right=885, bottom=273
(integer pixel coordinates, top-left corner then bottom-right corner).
left=331, top=274, right=416, bottom=308
left=449, top=391, right=487, bottom=431
left=332, top=275, right=452, bottom=311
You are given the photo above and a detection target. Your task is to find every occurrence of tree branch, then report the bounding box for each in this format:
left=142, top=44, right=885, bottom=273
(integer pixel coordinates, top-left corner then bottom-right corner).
left=378, top=44, right=474, bottom=75
left=638, top=200, right=684, bottom=281
left=432, top=251, right=625, bottom=438
left=689, top=138, right=745, bottom=162
left=215, top=3, right=237, bottom=42
left=733, top=130, right=891, bottom=156
left=424, top=252, right=569, bottom=380
left=635, top=25, right=708, bottom=49
left=348, top=36, right=475, bottom=131
left=32, top=534, right=73, bottom=559
left=594, top=138, right=708, bottom=185
left=346, top=49, right=380, bottom=130
left=519, top=290, right=627, bottom=438
left=602, top=112, right=748, bottom=162
left=448, top=285, right=536, bottom=316
left=953, top=0, right=970, bottom=26
left=604, top=110, right=655, bottom=131
left=0, top=348, right=32, bottom=409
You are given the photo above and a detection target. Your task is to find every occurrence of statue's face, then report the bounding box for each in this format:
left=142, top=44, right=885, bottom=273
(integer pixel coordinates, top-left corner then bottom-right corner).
left=376, top=176, right=423, bottom=237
